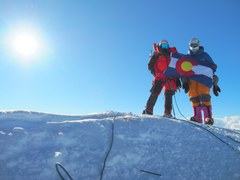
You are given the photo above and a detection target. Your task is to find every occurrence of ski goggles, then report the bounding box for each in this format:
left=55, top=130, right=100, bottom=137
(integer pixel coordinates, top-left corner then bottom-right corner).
left=161, top=43, right=169, bottom=49
left=190, top=43, right=199, bottom=48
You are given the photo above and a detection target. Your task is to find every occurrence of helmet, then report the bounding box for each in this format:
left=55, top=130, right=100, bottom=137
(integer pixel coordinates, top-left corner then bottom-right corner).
left=160, top=39, right=169, bottom=45
left=189, top=38, right=200, bottom=45
left=159, top=40, right=169, bottom=49
left=189, top=38, right=200, bottom=53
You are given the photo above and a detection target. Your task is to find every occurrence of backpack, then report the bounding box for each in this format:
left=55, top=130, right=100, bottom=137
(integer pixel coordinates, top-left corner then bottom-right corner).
left=148, top=53, right=158, bottom=75
left=147, top=43, right=160, bottom=75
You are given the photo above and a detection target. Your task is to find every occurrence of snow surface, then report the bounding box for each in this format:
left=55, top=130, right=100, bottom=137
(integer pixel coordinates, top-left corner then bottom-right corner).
left=0, top=110, right=240, bottom=180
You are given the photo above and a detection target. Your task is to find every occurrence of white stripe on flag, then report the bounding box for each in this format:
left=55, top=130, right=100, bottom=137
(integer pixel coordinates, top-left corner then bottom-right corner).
left=192, top=65, right=213, bottom=78
left=169, top=57, right=178, bottom=68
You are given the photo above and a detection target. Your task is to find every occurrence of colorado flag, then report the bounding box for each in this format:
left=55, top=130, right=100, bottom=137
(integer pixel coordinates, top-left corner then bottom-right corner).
left=164, top=53, right=213, bottom=88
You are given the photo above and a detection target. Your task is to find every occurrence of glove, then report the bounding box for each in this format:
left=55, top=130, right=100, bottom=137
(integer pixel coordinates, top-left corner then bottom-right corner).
left=170, top=47, right=177, bottom=54
left=213, top=75, right=221, bottom=96
left=176, top=78, right=181, bottom=89
left=213, top=85, right=221, bottom=96
left=182, top=82, right=189, bottom=93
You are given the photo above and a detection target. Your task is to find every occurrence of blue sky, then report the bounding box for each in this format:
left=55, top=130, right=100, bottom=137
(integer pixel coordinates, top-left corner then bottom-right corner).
left=0, top=0, right=240, bottom=119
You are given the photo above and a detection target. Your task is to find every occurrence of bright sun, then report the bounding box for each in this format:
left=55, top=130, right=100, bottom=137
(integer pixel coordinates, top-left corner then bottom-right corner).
left=13, top=33, right=39, bottom=57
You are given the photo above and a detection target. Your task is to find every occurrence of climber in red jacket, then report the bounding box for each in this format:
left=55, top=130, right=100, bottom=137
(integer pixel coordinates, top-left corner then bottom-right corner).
left=143, top=40, right=181, bottom=117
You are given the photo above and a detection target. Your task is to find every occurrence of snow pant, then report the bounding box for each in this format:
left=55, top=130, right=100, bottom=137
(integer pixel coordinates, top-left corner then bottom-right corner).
left=188, top=80, right=211, bottom=107
left=188, top=80, right=212, bottom=121
left=145, top=80, right=175, bottom=115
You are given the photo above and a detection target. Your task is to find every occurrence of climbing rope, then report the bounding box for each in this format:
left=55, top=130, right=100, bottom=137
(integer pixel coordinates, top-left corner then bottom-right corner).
left=140, top=169, right=161, bottom=176
left=173, top=93, right=240, bottom=154
left=99, top=112, right=119, bottom=180
left=55, top=162, right=73, bottom=180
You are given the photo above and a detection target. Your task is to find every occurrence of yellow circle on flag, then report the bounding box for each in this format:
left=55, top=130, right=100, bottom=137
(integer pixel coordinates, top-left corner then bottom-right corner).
left=181, top=61, right=192, bottom=71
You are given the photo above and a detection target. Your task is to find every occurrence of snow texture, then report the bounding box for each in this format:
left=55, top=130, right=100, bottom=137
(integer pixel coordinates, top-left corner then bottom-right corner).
left=0, top=110, right=240, bottom=180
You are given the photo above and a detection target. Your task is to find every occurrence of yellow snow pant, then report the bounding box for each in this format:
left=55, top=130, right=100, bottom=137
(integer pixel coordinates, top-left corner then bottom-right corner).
left=188, top=80, right=211, bottom=107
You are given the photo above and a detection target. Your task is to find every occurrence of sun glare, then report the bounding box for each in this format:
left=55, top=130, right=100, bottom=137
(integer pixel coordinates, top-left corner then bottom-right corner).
left=6, top=26, right=49, bottom=66
left=13, top=33, right=39, bottom=57
left=7, top=27, right=44, bottom=63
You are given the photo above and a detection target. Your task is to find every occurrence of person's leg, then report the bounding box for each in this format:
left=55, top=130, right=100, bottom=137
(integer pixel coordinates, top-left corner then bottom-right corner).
left=198, top=83, right=213, bottom=125
left=163, top=89, right=174, bottom=117
left=188, top=80, right=202, bottom=122
left=202, top=105, right=213, bottom=125
left=190, top=106, right=202, bottom=123
left=143, top=80, right=163, bottom=115
left=188, top=80, right=200, bottom=107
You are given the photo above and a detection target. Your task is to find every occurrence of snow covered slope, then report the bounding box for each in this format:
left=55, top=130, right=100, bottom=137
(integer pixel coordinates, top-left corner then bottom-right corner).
left=0, top=111, right=240, bottom=180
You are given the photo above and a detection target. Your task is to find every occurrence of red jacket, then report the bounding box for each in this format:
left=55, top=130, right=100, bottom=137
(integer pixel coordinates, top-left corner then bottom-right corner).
left=153, top=47, right=177, bottom=81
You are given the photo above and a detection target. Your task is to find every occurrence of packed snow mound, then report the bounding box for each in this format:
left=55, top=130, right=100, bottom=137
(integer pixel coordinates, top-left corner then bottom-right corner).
left=0, top=111, right=240, bottom=180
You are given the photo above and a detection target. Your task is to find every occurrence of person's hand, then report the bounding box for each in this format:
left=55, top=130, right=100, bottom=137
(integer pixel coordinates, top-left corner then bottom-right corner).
left=171, top=47, right=177, bottom=53
left=213, top=85, right=221, bottom=96
left=213, top=75, right=221, bottom=96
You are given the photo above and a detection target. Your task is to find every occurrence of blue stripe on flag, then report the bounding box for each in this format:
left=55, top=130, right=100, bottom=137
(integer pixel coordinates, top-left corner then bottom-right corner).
left=191, top=75, right=213, bottom=88
left=164, top=67, right=180, bottom=78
